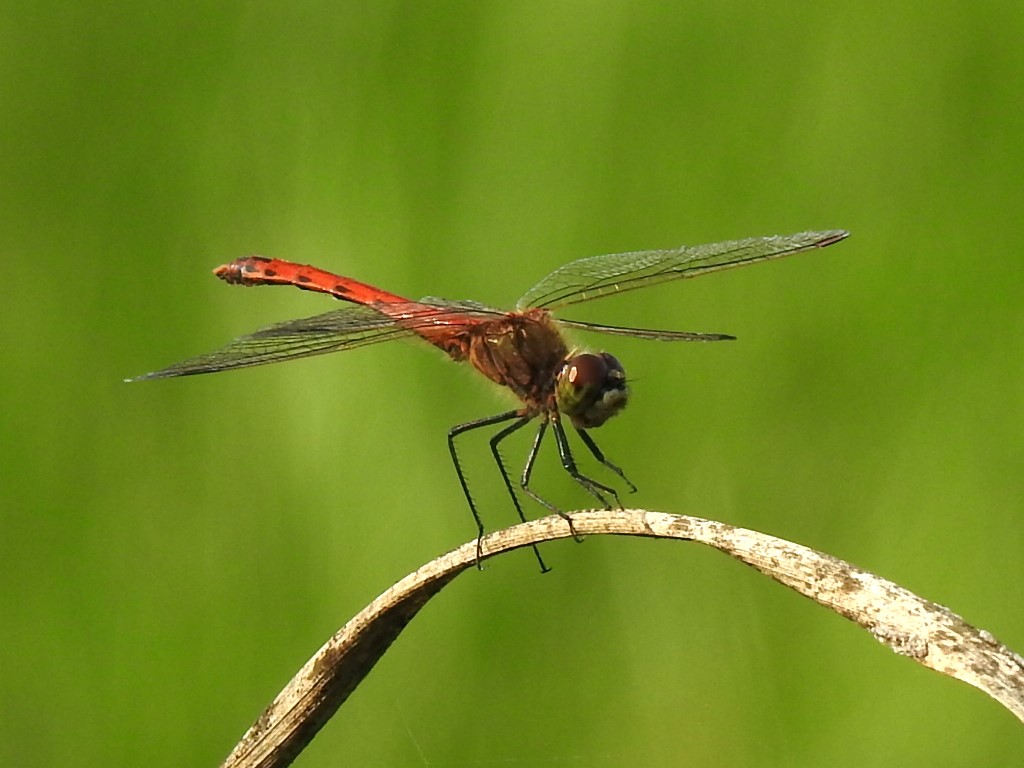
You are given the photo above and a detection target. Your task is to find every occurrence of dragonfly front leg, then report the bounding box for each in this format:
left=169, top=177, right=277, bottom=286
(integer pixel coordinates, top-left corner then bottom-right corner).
left=574, top=427, right=637, bottom=494
left=549, top=415, right=623, bottom=514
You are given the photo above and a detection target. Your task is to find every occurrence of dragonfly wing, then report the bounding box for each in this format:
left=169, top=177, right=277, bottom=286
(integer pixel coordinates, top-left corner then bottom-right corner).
left=417, top=297, right=506, bottom=315
left=129, top=305, right=414, bottom=380
left=558, top=318, right=735, bottom=341
left=129, top=298, right=511, bottom=381
left=517, top=230, right=848, bottom=310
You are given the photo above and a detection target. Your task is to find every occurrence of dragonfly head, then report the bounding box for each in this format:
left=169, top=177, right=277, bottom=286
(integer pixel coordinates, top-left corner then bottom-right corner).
left=556, top=352, right=629, bottom=429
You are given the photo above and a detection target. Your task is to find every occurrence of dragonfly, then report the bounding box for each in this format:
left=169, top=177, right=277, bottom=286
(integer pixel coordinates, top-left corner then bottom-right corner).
left=131, top=229, right=848, bottom=570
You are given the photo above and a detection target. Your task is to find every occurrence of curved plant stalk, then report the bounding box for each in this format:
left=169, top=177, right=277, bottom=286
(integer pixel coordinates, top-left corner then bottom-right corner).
left=220, top=510, right=1024, bottom=768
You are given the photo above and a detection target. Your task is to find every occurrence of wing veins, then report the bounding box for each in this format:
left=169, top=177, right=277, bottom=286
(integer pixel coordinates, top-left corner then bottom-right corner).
left=518, top=230, right=848, bottom=310
left=558, top=318, right=735, bottom=341
left=131, top=299, right=506, bottom=380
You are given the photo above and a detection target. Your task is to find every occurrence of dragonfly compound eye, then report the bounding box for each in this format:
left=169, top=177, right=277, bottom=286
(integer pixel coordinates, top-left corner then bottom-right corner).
left=557, top=352, right=629, bottom=429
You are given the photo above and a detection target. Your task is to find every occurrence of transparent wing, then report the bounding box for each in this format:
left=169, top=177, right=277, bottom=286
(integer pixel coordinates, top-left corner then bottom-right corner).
left=557, top=318, right=735, bottom=342
left=128, top=306, right=412, bottom=380
left=128, top=299, right=506, bottom=381
left=517, top=230, right=848, bottom=310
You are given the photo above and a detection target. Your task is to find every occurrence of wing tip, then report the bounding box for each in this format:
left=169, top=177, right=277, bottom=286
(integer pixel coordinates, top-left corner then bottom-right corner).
left=817, top=229, right=850, bottom=247
left=124, top=371, right=165, bottom=382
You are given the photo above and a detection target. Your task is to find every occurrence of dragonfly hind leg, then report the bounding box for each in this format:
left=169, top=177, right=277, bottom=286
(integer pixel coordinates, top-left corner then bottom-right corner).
left=449, top=409, right=547, bottom=571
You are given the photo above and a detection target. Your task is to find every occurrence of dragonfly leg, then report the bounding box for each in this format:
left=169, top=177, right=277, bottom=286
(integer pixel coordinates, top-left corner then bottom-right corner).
left=486, top=415, right=537, bottom=526
left=550, top=416, right=623, bottom=515
left=449, top=410, right=549, bottom=572
left=487, top=415, right=550, bottom=572
left=518, top=419, right=581, bottom=544
left=574, top=427, right=637, bottom=493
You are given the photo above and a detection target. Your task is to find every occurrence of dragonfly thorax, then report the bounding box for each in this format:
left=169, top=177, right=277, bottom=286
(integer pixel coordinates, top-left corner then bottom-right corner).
left=555, top=352, right=629, bottom=429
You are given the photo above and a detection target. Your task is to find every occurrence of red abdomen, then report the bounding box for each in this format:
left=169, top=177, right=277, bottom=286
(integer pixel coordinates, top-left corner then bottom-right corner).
left=214, top=256, right=410, bottom=305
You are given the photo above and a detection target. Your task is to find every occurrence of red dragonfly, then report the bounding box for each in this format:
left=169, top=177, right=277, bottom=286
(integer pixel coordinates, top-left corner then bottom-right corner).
left=132, top=229, right=847, bottom=569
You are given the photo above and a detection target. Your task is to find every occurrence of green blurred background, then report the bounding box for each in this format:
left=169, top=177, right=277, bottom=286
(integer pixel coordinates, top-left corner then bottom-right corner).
left=3, top=2, right=1022, bottom=765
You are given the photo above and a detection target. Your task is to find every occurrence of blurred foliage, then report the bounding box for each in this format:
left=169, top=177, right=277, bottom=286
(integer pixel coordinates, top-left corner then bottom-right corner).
left=2, top=2, right=1022, bottom=766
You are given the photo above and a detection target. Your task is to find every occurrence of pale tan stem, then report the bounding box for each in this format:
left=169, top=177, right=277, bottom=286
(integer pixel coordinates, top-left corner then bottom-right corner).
left=221, top=510, right=1024, bottom=768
